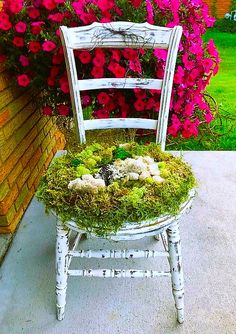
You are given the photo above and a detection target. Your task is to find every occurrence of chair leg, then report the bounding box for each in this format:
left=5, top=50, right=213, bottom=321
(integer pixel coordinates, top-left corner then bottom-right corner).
left=166, top=221, right=184, bottom=324
left=56, top=220, right=69, bottom=321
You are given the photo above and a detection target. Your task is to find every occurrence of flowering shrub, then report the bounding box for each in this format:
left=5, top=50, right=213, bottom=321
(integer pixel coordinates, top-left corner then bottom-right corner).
left=0, top=0, right=220, bottom=138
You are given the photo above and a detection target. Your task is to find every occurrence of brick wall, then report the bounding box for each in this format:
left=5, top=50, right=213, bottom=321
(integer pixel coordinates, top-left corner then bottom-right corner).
left=0, top=65, right=65, bottom=233
left=204, top=0, right=232, bottom=18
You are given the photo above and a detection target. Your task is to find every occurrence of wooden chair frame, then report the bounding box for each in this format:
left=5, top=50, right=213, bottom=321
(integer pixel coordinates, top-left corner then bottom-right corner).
left=55, top=22, right=194, bottom=323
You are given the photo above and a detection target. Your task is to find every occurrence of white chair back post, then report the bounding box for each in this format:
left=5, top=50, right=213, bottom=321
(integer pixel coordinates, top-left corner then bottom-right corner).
left=60, top=22, right=182, bottom=150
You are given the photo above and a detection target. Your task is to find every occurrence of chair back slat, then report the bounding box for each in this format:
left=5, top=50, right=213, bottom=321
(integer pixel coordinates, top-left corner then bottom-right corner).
left=78, top=78, right=162, bottom=91
left=84, top=118, right=157, bottom=131
left=66, top=22, right=172, bottom=50
left=60, top=22, right=182, bottom=150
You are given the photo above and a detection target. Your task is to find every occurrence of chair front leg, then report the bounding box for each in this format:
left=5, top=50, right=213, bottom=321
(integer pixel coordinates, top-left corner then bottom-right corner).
left=56, top=220, right=69, bottom=321
left=166, top=221, right=184, bottom=324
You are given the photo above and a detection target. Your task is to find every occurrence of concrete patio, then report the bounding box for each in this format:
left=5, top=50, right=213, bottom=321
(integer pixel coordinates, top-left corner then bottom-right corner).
left=0, top=151, right=236, bottom=334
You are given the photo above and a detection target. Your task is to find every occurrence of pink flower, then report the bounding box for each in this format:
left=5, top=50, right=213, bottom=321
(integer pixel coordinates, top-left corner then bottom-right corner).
left=154, top=49, right=167, bottom=61
left=59, top=76, right=69, bottom=93
left=110, top=49, right=121, bottom=62
left=134, top=99, right=145, bottom=111
left=42, top=40, right=57, bottom=52
left=8, top=0, right=23, bottom=14
left=204, top=112, right=213, bottom=123
left=48, top=13, right=64, bottom=22
left=203, top=58, right=214, bottom=73
left=17, top=74, right=30, bottom=87
left=182, top=119, right=198, bottom=138
left=82, top=95, right=92, bottom=107
left=0, top=13, right=12, bottom=31
left=19, top=55, right=29, bottom=67
left=123, top=48, right=137, bottom=60
left=91, top=66, right=104, bottom=78
left=42, top=105, right=53, bottom=116
left=97, top=0, right=114, bottom=11
left=28, top=41, right=41, bottom=53
left=174, top=66, right=184, bottom=84
left=15, top=21, right=27, bottom=33
left=129, top=60, right=142, bottom=74
left=97, top=92, right=110, bottom=105
left=42, top=0, right=57, bottom=10
left=93, top=109, right=110, bottom=119
left=52, top=53, right=63, bottom=65
left=108, top=62, right=126, bottom=78
left=13, top=36, right=24, bottom=48
left=129, top=0, right=142, bottom=8
left=57, top=104, right=70, bottom=116
left=28, top=7, right=40, bottom=19
left=31, top=22, right=45, bottom=35
left=146, top=0, right=154, bottom=24
left=78, top=51, right=91, bottom=64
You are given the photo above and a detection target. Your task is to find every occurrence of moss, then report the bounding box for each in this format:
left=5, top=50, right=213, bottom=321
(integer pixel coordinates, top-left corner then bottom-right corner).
left=37, top=142, right=196, bottom=237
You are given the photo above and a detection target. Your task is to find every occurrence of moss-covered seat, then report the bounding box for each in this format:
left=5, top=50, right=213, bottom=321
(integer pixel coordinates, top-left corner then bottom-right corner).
left=38, top=142, right=196, bottom=239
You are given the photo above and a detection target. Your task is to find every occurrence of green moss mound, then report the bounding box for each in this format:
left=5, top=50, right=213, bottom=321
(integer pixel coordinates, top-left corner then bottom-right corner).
left=37, top=143, right=196, bottom=236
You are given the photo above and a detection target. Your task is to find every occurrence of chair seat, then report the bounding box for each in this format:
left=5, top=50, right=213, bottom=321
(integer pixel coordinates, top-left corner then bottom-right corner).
left=62, top=188, right=195, bottom=241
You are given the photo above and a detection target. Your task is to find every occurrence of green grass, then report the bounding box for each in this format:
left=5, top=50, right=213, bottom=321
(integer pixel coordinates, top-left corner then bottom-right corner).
left=169, top=29, right=236, bottom=151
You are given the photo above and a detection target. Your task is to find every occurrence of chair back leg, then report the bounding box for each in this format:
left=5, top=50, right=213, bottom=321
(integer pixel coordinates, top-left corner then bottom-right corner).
left=166, top=221, right=184, bottom=323
left=56, top=220, right=69, bottom=320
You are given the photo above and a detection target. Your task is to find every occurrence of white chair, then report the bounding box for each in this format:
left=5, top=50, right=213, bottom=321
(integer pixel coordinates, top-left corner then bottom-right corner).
left=56, top=22, right=194, bottom=323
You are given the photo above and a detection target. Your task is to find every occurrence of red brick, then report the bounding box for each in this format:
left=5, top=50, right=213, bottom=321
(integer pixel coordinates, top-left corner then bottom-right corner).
left=0, top=109, right=10, bottom=127
left=7, top=161, right=23, bottom=186
left=0, top=71, right=12, bottom=92
left=0, top=184, right=18, bottom=215
left=16, top=166, right=31, bottom=190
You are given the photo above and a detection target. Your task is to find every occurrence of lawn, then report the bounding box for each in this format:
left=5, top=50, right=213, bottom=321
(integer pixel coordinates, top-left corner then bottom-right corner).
left=169, top=29, right=236, bottom=150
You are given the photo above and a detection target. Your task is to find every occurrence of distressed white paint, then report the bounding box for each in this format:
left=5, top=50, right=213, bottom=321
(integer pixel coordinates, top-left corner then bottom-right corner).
left=56, top=220, right=69, bottom=321
left=78, top=78, right=162, bottom=91
left=84, top=118, right=157, bottom=131
left=64, top=22, right=172, bottom=50
left=56, top=22, right=189, bottom=323
left=68, top=269, right=171, bottom=278
left=60, top=22, right=182, bottom=149
left=167, top=221, right=185, bottom=324
left=68, top=249, right=169, bottom=259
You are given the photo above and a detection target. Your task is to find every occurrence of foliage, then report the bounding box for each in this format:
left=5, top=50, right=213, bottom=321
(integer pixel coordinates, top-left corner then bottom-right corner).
left=0, top=0, right=220, bottom=139
left=214, top=19, right=236, bottom=33
left=37, top=142, right=196, bottom=236
left=169, top=28, right=236, bottom=150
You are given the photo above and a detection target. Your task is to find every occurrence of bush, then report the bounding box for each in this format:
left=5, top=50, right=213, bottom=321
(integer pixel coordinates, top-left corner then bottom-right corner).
left=0, top=0, right=220, bottom=139
left=214, top=18, right=236, bottom=33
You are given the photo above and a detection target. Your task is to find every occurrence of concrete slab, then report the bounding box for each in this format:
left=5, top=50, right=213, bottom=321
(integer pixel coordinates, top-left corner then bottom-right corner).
left=0, top=152, right=236, bottom=334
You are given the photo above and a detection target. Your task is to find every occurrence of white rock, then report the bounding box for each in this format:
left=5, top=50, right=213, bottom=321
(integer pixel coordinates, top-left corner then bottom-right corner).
left=153, top=175, right=164, bottom=183
left=149, top=164, right=160, bottom=176
left=94, top=179, right=106, bottom=187
left=82, top=174, right=94, bottom=181
left=142, top=156, right=154, bottom=164
left=68, top=178, right=82, bottom=189
left=139, top=171, right=151, bottom=180
left=127, top=172, right=139, bottom=180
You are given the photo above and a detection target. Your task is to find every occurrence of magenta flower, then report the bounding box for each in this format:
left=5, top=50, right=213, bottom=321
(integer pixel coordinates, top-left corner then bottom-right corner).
left=17, top=74, right=30, bottom=87
left=42, top=40, right=57, bottom=52
left=15, top=21, right=27, bottom=33
left=19, top=55, right=29, bottom=67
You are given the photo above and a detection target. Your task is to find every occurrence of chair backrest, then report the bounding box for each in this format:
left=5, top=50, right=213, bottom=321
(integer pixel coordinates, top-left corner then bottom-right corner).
left=60, top=22, right=182, bottom=151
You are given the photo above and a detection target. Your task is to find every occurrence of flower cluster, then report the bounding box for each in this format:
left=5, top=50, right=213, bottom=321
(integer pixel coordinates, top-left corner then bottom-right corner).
left=0, top=0, right=220, bottom=138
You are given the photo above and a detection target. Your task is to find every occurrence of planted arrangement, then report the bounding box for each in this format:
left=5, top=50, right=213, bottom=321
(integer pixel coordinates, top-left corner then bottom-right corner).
left=37, top=142, right=196, bottom=236
left=0, top=0, right=220, bottom=139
